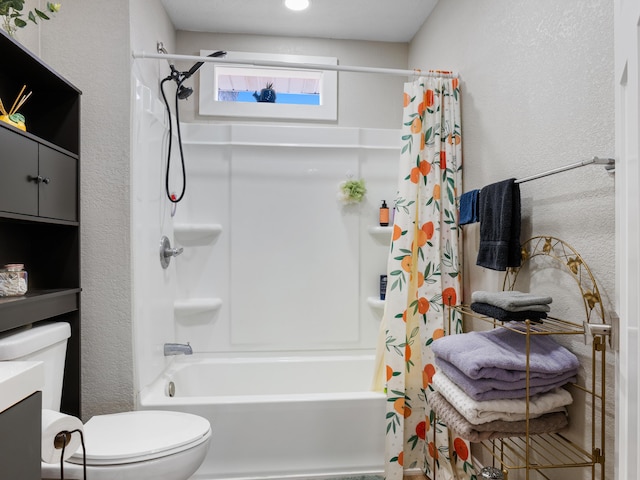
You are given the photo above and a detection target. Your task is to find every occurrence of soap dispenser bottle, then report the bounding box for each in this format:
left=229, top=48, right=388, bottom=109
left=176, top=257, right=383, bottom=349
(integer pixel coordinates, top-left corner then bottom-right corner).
left=379, top=200, right=389, bottom=226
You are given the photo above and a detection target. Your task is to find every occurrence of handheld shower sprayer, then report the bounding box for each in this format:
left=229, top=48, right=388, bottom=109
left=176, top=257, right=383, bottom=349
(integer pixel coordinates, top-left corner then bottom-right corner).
left=161, top=46, right=226, bottom=100
left=184, top=50, right=227, bottom=78
left=158, top=45, right=227, bottom=203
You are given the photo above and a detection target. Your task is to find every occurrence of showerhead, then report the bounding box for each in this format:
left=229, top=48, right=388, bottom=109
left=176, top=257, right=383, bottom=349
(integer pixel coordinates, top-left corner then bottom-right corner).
left=177, top=85, right=193, bottom=99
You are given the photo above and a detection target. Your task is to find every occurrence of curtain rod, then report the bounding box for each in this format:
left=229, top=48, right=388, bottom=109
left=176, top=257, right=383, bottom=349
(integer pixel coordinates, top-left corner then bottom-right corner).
left=131, top=51, right=458, bottom=78
left=515, top=156, right=615, bottom=184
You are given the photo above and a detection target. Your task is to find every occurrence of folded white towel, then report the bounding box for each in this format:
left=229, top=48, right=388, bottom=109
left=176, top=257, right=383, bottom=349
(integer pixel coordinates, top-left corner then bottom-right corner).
left=471, top=290, right=553, bottom=311
left=432, top=372, right=572, bottom=425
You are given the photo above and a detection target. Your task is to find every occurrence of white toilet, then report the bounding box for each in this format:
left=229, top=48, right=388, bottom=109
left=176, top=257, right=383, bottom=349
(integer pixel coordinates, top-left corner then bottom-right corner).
left=0, top=322, right=211, bottom=480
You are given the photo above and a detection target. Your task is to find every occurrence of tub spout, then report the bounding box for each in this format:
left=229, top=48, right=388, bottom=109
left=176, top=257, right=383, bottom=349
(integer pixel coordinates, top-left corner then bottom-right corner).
left=164, top=342, right=193, bottom=356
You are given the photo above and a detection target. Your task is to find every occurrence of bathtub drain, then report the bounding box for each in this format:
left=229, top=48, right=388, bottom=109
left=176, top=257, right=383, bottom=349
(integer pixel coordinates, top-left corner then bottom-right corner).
left=167, top=381, right=175, bottom=397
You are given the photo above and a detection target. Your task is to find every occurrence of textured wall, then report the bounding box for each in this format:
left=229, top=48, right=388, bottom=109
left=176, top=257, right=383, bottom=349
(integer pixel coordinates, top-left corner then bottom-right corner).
left=130, top=0, right=176, bottom=101
left=20, top=0, right=134, bottom=420
left=409, top=1, right=615, bottom=478
left=21, top=0, right=173, bottom=420
left=410, top=0, right=614, bottom=297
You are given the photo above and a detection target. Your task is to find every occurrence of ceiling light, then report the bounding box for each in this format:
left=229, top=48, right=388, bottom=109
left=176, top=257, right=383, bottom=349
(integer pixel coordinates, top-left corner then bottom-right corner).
left=284, top=0, right=309, bottom=11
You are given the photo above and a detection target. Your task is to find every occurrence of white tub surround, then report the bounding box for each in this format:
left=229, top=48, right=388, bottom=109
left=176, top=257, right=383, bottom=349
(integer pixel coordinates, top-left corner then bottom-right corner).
left=132, top=81, right=402, bottom=388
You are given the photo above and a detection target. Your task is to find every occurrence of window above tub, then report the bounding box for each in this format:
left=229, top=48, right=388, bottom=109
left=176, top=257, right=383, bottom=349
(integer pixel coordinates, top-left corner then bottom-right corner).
left=198, top=51, right=338, bottom=121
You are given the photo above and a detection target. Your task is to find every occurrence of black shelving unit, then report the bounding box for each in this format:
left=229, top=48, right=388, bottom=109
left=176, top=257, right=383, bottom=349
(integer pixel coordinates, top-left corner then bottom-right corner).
left=0, top=29, right=82, bottom=417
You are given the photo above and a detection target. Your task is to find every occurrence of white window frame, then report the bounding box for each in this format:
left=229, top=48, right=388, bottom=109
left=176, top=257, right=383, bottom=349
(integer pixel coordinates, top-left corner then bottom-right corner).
left=199, top=51, right=338, bottom=121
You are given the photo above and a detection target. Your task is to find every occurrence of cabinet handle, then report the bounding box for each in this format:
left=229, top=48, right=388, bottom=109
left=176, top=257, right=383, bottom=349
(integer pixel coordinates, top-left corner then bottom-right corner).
left=27, top=175, right=50, bottom=184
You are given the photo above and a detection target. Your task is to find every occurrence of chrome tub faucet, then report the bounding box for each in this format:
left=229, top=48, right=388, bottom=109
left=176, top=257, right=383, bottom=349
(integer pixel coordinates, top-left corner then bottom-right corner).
left=164, top=342, right=193, bottom=356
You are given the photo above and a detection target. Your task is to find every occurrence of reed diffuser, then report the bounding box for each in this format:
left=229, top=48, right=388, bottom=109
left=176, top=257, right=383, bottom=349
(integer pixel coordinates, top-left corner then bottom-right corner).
left=0, top=84, right=31, bottom=131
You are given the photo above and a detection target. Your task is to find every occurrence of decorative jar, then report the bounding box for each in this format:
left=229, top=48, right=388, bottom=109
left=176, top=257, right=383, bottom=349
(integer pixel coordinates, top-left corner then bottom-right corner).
left=0, top=263, right=28, bottom=296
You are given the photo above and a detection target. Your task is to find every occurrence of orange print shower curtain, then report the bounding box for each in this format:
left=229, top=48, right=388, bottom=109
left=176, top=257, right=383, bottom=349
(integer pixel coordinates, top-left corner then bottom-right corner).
left=379, top=76, right=474, bottom=480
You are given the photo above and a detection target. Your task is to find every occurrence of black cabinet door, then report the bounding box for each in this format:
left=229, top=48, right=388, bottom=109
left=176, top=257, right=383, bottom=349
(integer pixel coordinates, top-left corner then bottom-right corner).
left=38, top=145, right=78, bottom=222
left=0, top=126, right=39, bottom=217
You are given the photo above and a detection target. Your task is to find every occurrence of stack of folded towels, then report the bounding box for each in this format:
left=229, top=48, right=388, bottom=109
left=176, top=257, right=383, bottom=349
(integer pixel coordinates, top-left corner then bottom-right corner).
left=427, top=324, right=579, bottom=442
left=471, top=290, right=553, bottom=322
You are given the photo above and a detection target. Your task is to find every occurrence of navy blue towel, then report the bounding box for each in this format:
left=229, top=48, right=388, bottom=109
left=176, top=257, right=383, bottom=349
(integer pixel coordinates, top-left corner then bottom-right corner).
left=470, top=302, right=546, bottom=323
left=459, top=189, right=480, bottom=225
left=476, top=178, right=521, bottom=271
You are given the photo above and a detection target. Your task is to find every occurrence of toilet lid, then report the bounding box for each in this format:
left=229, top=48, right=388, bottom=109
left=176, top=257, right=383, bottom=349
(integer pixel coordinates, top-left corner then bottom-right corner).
left=67, top=410, right=211, bottom=466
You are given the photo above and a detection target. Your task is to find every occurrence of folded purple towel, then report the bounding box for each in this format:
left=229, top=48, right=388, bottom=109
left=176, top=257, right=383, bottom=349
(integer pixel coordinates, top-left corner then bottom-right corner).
left=471, top=302, right=547, bottom=322
left=431, top=326, right=580, bottom=381
left=436, top=358, right=577, bottom=401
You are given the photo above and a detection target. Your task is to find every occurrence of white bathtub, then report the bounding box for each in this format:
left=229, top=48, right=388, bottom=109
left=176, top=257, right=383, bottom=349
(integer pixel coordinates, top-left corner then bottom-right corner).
left=138, top=353, right=386, bottom=480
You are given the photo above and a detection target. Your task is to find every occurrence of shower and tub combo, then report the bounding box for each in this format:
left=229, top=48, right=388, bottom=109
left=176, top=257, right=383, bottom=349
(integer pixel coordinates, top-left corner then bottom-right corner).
left=139, top=352, right=385, bottom=479
left=132, top=55, right=401, bottom=477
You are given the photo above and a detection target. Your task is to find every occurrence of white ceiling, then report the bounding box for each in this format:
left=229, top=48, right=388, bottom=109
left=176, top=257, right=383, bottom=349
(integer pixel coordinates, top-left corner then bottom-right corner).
left=160, top=0, right=439, bottom=43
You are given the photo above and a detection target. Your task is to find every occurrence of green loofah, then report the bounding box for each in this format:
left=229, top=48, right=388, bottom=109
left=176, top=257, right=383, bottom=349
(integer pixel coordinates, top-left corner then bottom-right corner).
left=339, top=179, right=367, bottom=204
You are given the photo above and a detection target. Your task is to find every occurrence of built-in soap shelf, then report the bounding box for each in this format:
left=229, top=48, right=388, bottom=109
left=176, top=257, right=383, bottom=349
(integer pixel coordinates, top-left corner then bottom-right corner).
left=367, top=225, right=393, bottom=236
left=174, top=298, right=223, bottom=315
left=174, top=223, right=222, bottom=243
left=366, top=297, right=385, bottom=309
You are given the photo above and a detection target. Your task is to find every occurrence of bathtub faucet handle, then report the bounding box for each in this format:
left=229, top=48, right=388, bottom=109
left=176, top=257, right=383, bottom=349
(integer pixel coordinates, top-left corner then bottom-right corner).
left=160, top=235, right=184, bottom=269
left=164, top=247, right=184, bottom=257
left=164, top=246, right=184, bottom=258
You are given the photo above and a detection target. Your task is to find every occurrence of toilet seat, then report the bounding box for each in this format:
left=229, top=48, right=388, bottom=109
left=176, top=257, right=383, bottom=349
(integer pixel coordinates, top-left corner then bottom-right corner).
left=66, top=410, right=211, bottom=466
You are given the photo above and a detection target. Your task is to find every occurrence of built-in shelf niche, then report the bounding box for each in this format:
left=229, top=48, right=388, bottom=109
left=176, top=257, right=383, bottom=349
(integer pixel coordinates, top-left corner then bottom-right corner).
left=367, top=225, right=393, bottom=236
left=174, top=298, right=222, bottom=315
left=367, top=226, right=391, bottom=310
left=174, top=223, right=222, bottom=244
left=366, top=297, right=385, bottom=309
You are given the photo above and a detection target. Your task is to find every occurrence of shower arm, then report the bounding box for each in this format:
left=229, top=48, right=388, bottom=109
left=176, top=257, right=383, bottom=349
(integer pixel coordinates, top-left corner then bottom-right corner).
left=158, top=46, right=227, bottom=85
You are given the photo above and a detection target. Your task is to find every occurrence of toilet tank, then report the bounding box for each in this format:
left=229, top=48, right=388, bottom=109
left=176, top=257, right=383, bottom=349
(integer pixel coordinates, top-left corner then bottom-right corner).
left=0, top=322, right=71, bottom=411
